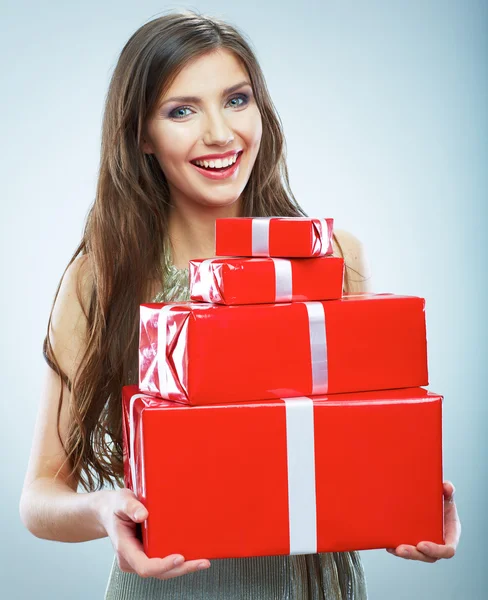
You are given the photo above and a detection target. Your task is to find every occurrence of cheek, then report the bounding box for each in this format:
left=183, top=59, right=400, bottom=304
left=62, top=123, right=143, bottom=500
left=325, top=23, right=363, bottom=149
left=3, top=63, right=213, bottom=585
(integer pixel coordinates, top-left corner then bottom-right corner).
left=243, top=108, right=263, bottom=150
left=151, top=122, right=195, bottom=164
left=160, top=134, right=190, bottom=162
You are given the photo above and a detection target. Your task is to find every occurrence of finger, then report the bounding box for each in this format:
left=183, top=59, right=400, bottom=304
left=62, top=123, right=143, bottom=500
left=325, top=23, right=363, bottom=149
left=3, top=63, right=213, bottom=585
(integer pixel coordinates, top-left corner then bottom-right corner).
left=155, top=559, right=211, bottom=580
left=444, top=499, right=462, bottom=548
left=417, top=542, right=456, bottom=559
left=114, top=494, right=149, bottom=524
left=386, top=545, right=416, bottom=558
left=445, top=515, right=461, bottom=549
left=443, top=481, right=456, bottom=501
left=131, top=553, right=210, bottom=580
left=390, top=545, right=438, bottom=563
left=115, top=521, right=185, bottom=577
left=126, top=550, right=189, bottom=578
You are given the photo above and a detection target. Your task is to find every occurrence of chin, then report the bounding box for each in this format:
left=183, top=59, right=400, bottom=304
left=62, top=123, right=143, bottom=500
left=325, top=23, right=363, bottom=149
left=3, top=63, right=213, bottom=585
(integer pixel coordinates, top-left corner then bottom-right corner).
left=196, top=187, right=243, bottom=204
left=199, top=195, right=240, bottom=209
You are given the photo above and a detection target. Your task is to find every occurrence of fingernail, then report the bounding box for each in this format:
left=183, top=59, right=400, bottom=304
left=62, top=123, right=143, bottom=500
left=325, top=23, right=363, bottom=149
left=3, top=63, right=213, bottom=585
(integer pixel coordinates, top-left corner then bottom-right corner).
left=173, top=556, right=184, bottom=566
left=401, top=548, right=410, bottom=556
left=134, top=508, right=147, bottom=520
left=198, top=562, right=210, bottom=569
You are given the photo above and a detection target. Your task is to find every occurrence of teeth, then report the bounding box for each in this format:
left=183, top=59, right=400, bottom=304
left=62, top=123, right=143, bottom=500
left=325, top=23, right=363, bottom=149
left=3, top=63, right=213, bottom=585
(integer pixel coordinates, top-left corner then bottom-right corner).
left=194, top=152, right=239, bottom=169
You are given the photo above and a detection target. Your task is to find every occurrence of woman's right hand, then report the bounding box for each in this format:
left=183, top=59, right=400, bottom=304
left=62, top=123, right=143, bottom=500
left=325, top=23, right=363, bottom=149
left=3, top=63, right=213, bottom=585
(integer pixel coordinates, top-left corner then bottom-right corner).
left=97, top=488, right=211, bottom=579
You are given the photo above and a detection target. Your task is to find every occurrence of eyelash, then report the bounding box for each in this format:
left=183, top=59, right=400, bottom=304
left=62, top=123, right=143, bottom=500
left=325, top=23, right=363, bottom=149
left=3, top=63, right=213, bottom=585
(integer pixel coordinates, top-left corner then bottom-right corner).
left=168, top=93, right=250, bottom=120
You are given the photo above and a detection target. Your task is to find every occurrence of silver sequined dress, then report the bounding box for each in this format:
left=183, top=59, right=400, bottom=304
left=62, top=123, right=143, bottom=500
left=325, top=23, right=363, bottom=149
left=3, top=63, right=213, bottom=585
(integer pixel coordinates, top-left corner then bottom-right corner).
left=104, top=253, right=369, bottom=600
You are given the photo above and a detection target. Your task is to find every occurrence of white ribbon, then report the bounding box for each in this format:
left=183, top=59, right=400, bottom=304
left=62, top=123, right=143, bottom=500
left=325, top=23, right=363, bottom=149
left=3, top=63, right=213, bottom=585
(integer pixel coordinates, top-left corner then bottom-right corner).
left=251, top=217, right=273, bottom=255
left=304, top=302, right=329, bottom=394
left=129, top=393, right=149, bottom=497
left=157, top=305, right=175, bottom=398
left=315, top=219, right=331, bottom=257
left=283, top=396, right=317, bottom=554
left=272, top=258, right=293, bottom=302
left=196, top=258, right=218, bottom=303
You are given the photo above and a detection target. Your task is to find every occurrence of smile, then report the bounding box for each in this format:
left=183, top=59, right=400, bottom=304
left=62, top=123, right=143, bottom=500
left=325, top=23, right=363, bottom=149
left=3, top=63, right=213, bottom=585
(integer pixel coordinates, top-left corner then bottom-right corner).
left=190, top=151, right=243, bottom=180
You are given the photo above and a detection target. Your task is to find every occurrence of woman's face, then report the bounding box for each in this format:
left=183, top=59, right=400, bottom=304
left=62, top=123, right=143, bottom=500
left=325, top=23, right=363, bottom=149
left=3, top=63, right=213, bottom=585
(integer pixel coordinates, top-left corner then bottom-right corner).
left=142, top=49, right=263, bottom=211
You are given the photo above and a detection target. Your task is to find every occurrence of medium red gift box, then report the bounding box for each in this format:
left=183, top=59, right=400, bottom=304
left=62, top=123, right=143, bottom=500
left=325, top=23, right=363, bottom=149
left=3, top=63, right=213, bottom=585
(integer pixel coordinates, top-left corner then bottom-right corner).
left=139, top=294, right=428, bottom=405
left=215, top=217, right=334, bottom=257
left=188, top=256, right=344, bottom=305
left=122, top=385, right=444, bottom=560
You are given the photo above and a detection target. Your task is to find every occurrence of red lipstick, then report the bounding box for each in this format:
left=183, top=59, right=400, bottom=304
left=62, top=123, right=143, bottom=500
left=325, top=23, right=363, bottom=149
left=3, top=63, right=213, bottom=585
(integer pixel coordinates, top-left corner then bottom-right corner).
left=190, top=151, right=243, bottom=181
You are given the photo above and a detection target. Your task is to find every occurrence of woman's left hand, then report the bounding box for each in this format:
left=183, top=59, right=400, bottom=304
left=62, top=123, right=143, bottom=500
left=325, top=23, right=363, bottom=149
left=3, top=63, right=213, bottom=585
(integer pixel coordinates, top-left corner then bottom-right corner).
left=385, top=481, right=461, bottom=563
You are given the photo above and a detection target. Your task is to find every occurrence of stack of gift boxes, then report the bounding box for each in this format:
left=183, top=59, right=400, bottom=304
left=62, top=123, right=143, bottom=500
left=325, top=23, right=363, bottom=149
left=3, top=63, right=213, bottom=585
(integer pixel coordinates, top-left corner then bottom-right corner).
left=122, top=217, right=445, bottom=560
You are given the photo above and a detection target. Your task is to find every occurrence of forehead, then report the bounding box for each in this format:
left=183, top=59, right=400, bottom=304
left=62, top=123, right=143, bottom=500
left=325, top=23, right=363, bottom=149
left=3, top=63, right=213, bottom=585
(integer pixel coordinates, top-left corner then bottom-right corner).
left=163, top=49, right=249, bottom=97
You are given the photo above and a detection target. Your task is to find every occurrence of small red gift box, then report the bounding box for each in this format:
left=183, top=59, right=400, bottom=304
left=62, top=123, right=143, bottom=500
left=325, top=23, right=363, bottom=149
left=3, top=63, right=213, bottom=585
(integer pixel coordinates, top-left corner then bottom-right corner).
left=122, top=385, right=444, bottom=560
left=215, top=217, right=334, bottom=257
left=189, top=256, right=344, bottom=305
left=139, top=294, right=428, bottom=405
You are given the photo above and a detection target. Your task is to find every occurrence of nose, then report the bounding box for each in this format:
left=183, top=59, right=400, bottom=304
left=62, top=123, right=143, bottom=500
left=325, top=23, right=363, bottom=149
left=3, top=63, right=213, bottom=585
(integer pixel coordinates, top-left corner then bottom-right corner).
left=202, top=108, right=235, bottom=147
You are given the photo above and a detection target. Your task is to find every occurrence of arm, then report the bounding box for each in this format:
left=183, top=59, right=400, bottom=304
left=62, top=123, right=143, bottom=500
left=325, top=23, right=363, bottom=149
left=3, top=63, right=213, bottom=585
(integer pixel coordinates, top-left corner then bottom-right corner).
left=19, top=255, right=107, bottom=542
left=19, top=256, right=211, bottom=577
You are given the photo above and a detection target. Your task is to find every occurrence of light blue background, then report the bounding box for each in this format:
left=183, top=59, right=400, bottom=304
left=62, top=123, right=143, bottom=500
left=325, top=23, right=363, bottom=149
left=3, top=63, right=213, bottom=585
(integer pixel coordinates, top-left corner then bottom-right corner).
left=1, top=1, right=486, bottom=598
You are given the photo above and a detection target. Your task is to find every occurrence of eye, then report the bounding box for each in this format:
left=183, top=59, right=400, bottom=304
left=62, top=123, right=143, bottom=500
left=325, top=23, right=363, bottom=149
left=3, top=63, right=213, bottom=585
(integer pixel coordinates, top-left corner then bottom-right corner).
left=228, top=93, right=249, bottom=108
left=169, top=106, right=193, bottom=119
left=168, top=93, right=250, bottom=120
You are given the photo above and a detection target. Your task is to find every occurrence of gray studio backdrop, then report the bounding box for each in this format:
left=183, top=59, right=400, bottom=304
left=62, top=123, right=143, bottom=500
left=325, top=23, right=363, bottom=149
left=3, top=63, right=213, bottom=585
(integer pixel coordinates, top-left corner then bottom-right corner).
left=2, top=1, right=486, bottom=598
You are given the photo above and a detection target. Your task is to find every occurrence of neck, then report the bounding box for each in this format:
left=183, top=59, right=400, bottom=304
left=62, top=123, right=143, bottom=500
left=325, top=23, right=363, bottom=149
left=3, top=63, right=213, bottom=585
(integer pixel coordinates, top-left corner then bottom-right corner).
left=167, top=198, right=242, bottom=270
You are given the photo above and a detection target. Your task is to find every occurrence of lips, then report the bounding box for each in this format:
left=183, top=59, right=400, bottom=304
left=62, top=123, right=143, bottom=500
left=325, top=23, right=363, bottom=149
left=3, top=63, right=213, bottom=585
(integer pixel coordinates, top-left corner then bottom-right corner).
left=190, top=150, right=243, bottom=168
left=190, top=151, right=243, bottom=181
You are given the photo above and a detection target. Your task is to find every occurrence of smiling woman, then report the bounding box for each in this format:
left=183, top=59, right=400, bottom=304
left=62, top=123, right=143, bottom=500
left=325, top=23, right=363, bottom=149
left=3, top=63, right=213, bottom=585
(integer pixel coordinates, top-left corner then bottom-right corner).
left=19, top=8, right=374, bottom=600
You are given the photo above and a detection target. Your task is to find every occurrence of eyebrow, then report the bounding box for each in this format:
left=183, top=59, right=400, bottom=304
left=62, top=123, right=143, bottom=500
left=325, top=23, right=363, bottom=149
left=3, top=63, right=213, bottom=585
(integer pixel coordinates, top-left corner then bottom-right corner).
left=160, top=81, right=252, bottom=106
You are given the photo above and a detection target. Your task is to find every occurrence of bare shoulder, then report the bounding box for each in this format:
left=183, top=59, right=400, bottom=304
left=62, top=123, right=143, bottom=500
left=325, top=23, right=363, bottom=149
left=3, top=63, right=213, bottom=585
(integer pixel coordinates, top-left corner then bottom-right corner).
left=332, top=228, right=373, bottom=293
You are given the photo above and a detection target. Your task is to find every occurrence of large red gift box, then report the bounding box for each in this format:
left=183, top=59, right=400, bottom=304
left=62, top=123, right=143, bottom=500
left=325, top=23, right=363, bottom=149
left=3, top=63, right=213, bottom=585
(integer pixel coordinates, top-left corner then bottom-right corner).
left=139, top=294, right=428, bottom=405
left=189, top=256, right=344, bottom=305
left=122, top=385, right=444, bottom=560
left=215, top=217, right=334, bottom=257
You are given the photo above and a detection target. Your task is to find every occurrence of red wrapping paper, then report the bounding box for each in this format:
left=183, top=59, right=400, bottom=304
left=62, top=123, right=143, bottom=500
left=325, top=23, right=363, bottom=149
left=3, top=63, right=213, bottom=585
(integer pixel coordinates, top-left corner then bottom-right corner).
left=139, top=293, right=428, bottom=405
left=189, top=256, right=344, bottom=305
left=122, top=385, right=444, bottom=560
left=215, top=217, right=334, bottom=257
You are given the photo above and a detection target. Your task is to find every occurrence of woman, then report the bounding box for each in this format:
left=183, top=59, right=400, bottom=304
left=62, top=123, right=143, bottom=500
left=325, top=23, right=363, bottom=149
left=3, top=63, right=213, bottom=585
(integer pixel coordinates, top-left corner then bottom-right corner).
left=19, top=10, right=461, bottom=599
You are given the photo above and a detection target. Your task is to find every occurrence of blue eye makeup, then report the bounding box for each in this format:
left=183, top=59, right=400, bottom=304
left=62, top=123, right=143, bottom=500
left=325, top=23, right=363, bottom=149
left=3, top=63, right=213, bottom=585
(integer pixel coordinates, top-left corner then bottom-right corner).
left=168, top=93, right=250, bottom=120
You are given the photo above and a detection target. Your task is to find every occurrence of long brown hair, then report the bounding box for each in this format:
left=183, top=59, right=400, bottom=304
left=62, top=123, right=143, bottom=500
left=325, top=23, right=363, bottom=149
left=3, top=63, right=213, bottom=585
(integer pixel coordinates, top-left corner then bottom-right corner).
left=43, top=9, right=356, bottom=493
